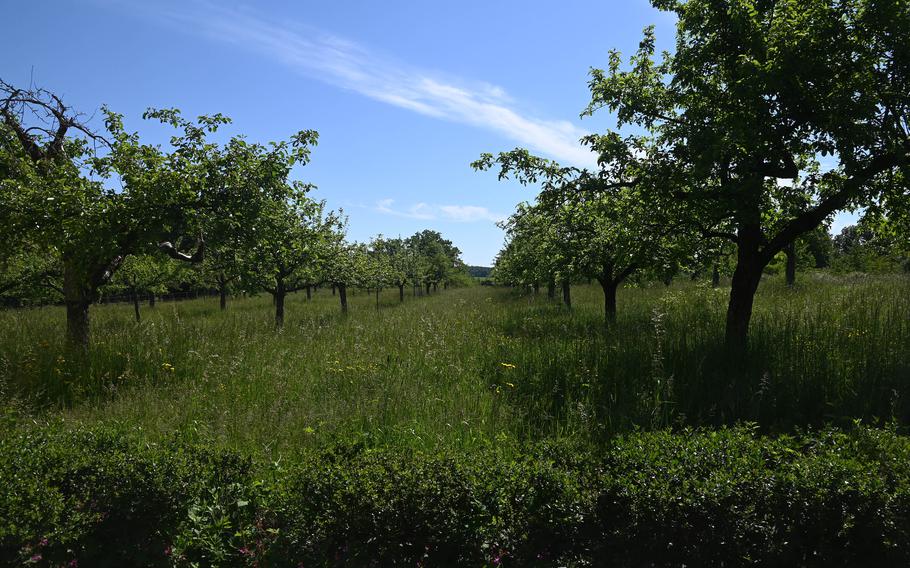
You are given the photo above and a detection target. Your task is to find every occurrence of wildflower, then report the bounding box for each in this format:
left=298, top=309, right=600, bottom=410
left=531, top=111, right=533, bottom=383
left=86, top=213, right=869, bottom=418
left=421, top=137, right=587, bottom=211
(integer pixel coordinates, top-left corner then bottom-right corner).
left=505, top=382, right=515, bottom=388
left=161, top=362, right=175, bottom=372
left=499, top=362, right=516, bottom=369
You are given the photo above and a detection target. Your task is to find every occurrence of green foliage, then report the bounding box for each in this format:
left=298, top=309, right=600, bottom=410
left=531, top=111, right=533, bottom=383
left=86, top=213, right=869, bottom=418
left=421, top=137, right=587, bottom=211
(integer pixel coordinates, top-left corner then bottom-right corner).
left=4, top=424, right=910, bottom=566
left=106, top=254, right=185, bottom=298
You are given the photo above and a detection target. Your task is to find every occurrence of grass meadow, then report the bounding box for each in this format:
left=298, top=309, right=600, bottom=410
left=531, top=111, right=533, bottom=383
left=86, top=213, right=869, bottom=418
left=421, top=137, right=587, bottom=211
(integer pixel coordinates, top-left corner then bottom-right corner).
left=2, top=273, right=909, bottom=459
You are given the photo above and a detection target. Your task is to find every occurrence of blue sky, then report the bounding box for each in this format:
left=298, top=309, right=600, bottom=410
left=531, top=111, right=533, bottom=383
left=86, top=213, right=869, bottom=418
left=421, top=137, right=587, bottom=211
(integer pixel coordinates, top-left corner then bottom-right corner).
left=3, top=1, right=855, bottom=265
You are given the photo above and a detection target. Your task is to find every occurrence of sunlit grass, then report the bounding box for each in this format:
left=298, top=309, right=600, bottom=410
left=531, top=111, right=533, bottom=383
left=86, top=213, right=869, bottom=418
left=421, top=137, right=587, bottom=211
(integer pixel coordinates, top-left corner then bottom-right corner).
left=1, top=273, right=909, bottom=458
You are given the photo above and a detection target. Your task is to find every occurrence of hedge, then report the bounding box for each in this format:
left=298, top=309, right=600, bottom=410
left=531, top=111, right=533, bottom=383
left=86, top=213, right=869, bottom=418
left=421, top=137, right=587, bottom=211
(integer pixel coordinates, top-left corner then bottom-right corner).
left=2, top=425, right=909, bottom=566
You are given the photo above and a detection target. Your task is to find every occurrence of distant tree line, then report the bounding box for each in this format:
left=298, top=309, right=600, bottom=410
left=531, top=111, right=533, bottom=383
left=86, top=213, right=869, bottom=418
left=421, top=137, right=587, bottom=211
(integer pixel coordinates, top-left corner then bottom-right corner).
left=466, top=266, right=492, bottom=278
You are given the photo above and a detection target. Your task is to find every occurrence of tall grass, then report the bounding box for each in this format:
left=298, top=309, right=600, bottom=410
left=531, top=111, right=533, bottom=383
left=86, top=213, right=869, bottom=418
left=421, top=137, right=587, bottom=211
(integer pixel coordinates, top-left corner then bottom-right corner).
left=1, top=274, right=909, bottom=457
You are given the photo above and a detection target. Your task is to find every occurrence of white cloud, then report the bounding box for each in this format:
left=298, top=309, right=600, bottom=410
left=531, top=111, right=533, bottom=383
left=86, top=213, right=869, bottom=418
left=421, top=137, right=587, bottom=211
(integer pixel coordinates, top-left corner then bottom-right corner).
left=151, top=2, right=598, bottom=169
left=376, top=199, right=504, bottom=223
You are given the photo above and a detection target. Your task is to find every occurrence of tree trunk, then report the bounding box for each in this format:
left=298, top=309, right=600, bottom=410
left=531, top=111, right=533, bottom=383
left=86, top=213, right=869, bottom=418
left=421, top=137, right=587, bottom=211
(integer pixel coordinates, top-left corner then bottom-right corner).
left=725, top=225, right=765, bottom=348
left=274, top=279, right=286, bottom=328
left=712, top=264, right=720, bottom=288
left=533, top=282, right=539, bottom=295
left=149, top=294, right=155, bottom=308
left=433, top=282, right=438, bottom=292
left=444, top=281, right=448, bottom=290
left=561, top=280, right=571, bottom=309
left=339, top=283, right=348, bottom=314
left=399, top=284, right=405, bottom=302
left=132, top=288, right=141, bottom=323
left=63, top=260, right=91, bottom=350
left=784, top=242, right=796, bottom=286
left=599, top=278, right=618, bottom=322
left=425, top=282, right=431, bottom=295
left=219, top=284, right=227, bottom=310
left=375, top=287, right=380, bottom=308
left=332, top=284, right=336, bottom=296
left=547, top=276, right=555, bottom=300
left=65, top=298, right=90, bottom=350
left=306, top=285, right=312, bottom=300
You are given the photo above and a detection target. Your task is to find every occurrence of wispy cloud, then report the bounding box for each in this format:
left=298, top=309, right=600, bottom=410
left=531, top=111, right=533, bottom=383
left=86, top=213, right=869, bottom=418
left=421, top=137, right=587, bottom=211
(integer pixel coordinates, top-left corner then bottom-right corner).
left=150, top=2, right=598, bottom=168
left=376, top=199, right=504, bottom=223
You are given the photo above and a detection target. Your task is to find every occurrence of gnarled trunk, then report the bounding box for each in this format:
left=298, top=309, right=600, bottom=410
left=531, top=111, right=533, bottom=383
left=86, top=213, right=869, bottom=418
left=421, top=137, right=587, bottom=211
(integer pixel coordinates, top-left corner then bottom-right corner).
left=132, top=288, right=141, bottom=323
left=725, top=224, right=764, bottom=348
left=274, top=278, right=286, bottom=328
left=339, top=283, right=348, bottom=313
left=784, top=242, right=796, bottom=286
left=561, top=280, right=571, bottom=309
left=63, top=259, right=91, bottom=350
left=598, top=278, right=618, bottom=322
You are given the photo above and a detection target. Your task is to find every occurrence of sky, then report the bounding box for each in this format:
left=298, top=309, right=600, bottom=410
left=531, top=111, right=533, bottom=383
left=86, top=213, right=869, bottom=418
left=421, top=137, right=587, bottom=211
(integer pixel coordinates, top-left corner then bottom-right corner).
left=3, top=1, right=855, bottom=265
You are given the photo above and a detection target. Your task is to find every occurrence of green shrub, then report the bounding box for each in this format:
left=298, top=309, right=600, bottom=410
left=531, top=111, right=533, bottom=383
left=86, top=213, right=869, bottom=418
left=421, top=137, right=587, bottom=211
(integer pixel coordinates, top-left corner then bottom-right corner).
left=3, top=424, right=910, bottom=566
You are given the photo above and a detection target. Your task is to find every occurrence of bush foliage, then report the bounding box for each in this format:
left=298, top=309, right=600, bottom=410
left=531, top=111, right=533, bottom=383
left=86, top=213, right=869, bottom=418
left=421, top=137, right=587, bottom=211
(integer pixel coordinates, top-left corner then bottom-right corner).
left=3, top=424, right=910, bottom=567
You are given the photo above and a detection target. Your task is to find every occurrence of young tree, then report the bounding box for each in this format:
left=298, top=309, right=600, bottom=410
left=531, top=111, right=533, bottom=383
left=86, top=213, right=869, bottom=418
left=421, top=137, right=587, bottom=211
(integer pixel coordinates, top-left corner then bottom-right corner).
left=364, top=236, right=398, bottom=307
left=107, top=254, right=178, bottom=322
left=324, top=240, right=365, bottom=314
left=476, top=149, right=683, bottom=321
left=406, top=230, right=465, bottom=294
left=379, top=237, right=413, bottom=302
left=583, top=0, right=910, bottom=345
left=245, top=194, right=343, bottom=328
left=495, top=201, right=577, bottom=305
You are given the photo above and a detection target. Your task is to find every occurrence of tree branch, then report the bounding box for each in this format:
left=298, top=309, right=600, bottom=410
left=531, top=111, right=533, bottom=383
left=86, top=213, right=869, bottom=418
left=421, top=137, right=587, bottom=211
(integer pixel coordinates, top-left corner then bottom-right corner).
left=762, top=149, right=909, bottom=261
left=159, top=239, right=205, bottom=263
